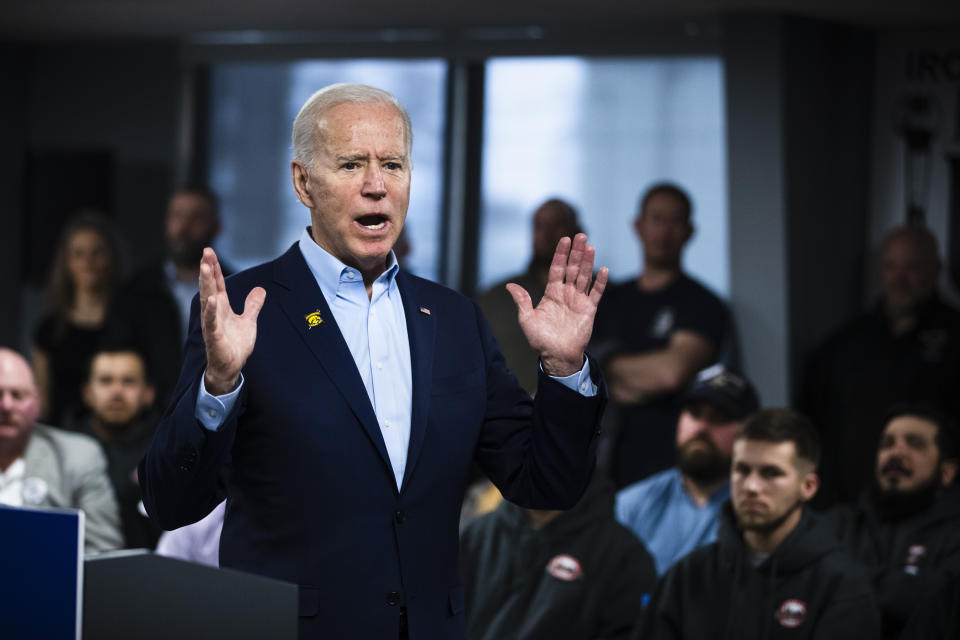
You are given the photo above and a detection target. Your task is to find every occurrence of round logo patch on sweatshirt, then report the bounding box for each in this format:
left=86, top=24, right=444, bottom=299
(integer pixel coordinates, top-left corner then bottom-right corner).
left=546, top=554, right=583, bottom=581
left=775, top=599, right=807, bottom=628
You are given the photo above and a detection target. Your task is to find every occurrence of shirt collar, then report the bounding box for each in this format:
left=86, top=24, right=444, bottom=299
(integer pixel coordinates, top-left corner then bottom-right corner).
left=0, top=458, right=25, bottom=484
left=298, top=227, right=399, bottom=307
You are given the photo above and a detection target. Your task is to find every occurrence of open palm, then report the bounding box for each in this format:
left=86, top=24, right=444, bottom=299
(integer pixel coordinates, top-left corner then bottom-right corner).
left=506, top=234, right=608, bottom=377
left=199, top=247, right=266, bottom=395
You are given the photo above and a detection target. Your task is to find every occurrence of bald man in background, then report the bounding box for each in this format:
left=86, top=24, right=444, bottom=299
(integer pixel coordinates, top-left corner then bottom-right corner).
left=0, top=347, right=122, bottom=552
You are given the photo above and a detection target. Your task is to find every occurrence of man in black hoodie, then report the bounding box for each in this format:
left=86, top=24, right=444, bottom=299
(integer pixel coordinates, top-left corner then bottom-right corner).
left=640, top=409, right=880, bottom=639
left=828, top=405, right=960, bottom=639
left=460, top=475, right=656, bottom=640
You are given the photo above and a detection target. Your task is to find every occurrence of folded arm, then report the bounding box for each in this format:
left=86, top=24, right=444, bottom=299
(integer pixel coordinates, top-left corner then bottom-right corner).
left=605, top=330, right=714, bottom=404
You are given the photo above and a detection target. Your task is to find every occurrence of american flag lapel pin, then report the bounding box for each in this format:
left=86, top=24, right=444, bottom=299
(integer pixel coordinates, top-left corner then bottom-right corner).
left=419, top=306, right=431, bottom=316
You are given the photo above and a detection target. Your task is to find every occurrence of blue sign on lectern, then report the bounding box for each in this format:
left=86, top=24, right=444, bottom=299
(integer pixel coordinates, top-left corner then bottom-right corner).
left=0, top=504, right=84, bottom=640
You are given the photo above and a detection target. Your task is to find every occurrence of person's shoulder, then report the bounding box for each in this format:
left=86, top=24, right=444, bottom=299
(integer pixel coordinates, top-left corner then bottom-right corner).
left=459, top=506, right=507, bottom=549
left=675, top=273, right=725, bottom=305
left=815, top=546, right=875, bottom=598
left=661, top=539, right=721, bottom=584
left=32, top=313, right=58, bottom=346
left=123, top=259, right=168, bottom=290
left=31, top=423, right=105, bottom=461
left=618, top=468, right=678, bottom=505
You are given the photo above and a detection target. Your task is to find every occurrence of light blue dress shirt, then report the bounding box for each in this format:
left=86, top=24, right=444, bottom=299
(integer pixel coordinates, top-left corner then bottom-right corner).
left=196, top=228, right=595, bottom=489
left=615, top=467, right=730, bottom=575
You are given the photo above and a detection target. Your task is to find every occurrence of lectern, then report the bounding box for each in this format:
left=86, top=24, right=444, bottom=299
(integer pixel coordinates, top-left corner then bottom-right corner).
left=83, top=551, right=298, bottom=639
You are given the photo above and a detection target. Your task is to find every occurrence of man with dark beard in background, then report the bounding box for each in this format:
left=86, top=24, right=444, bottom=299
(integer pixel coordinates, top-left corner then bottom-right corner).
left=105, top=187, right=229, bottom=409
left=615, top=364, right=758, bottom=575
left=827, top=405, right=960, bottom=639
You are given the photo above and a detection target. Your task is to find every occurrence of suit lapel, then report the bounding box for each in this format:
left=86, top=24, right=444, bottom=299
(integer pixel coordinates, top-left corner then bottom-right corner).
left=396, top=272, right=435, bottom=492
left=272, top=245, right=392, bottom=474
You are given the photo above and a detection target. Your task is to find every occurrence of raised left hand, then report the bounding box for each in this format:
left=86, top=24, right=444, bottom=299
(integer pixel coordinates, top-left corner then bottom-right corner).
left=506, top=233, right=608, bottom=377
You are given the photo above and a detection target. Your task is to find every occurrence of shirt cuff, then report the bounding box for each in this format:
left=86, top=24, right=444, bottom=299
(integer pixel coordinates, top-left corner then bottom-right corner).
left=544, top=358, right=597, bottom=397
left=195, top=371, right=244, bottom=431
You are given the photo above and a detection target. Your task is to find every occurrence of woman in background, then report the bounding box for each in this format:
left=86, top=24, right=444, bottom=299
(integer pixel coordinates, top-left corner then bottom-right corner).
left=32, top=212, right=122, bottom=428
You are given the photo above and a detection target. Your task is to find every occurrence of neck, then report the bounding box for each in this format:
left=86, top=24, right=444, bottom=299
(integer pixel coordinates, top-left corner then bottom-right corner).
left=884, top=305, right=917, bottom=336
left=638, top=264, right=681, bottom=292
left=525, top=509, right=562, bottom=529
left=682, top=475, right=727, bottom=507
left=71, top=288, right=107, bottom=324
left=743, top=505, right=803, bottom=553
left=89, top=416, right=138, bottom=443
left=0, top=449, right=22, bottom=473
left=174, top=263, right=200, bottom=283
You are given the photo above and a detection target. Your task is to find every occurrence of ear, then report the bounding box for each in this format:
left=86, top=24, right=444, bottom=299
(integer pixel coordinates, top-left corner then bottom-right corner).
left=941, top=458, right=959, bottom=487
left=142, top=384, right=156, bottom=410
left=800, top=472, right=819, bottom=502
left=633, top=215, right=644, bottom=239
left=291, top=161, right=314, bottom=208
left=82, top=383, right=93, bottom=409
left=683, top=220, right=695, bottom=243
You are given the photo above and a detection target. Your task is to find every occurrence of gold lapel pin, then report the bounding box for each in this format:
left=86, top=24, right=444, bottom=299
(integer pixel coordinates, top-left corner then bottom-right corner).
left=419, top=306, right=431, bottom=315
left=305, top=310, right=324, bottom=328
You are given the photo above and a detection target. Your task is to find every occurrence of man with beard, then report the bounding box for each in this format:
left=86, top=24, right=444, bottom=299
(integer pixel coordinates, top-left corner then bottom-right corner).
left=477, top=198, right=582, bottom=396
left=640, top=409, right=880, bottom=639
left=105, top=187, right=229, bottom=408
left=591, top=183, right=731, bottom=487
left=79, top=347, right=162, bottom=548
left=827, top=405, right=960, bottom=639
left=801, top=226, right=960, bottom=505
left=615, top=364, right=758, bottom=575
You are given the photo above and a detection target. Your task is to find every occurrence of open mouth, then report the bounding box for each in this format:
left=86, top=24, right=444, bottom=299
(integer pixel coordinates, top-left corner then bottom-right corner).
left=356, top=214, right=388, bottom=230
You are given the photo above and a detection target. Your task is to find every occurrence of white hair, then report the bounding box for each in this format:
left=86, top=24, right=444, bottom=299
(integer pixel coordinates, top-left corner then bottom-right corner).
left=291, top=83, right=413, bottom=170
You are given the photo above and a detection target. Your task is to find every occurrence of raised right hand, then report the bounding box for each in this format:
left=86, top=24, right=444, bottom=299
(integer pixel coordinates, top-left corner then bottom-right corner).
left=199, top=247, right=266, bottom=395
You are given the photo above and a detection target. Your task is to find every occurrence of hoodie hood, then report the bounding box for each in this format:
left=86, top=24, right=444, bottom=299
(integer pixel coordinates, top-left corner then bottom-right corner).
left=493, top=473, right=616, bottom=538
left=717, top=501, right=841, bottom=576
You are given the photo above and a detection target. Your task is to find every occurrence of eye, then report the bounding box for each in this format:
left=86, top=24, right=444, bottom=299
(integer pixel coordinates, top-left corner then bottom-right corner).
left=342, top=161, right=359, bottom=170
left=384, top=161, right=402, bottom=171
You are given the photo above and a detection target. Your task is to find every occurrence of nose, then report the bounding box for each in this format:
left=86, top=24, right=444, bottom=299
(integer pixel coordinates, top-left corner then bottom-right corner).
left=688, top=415, right=711, bottom=435
left=362, top=165, right=386, bottom=199
left=742, top=471, right=762, bottom=494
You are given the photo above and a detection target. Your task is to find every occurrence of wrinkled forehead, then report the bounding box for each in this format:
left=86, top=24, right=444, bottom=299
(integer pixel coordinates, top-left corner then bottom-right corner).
left=316, top=101, right=408, bottom=152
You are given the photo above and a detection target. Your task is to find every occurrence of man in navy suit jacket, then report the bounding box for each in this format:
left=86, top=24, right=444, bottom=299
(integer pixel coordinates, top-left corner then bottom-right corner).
left=140, top=83, right=609, bottom=639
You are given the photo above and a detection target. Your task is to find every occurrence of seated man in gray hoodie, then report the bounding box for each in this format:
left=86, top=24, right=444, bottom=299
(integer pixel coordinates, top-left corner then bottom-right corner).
left=460, top=474, right=656, bottom=640
left=640, top=409, right=880, bottom=639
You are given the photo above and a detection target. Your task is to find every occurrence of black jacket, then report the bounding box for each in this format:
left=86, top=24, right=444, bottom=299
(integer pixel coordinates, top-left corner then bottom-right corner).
left=460, top=477, right=657, bottom=640
left=640, top=504, right=881, bottom=640
left=827, top=485, right=960, bottom=639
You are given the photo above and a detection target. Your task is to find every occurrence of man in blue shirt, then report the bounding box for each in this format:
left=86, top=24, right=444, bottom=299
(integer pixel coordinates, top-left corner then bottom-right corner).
left=140, top=83, right=609, bottom=639
left=615, top=364, right=758, bottom=574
